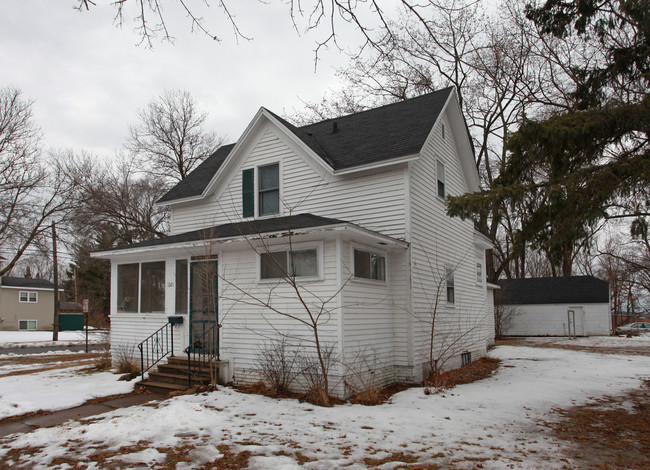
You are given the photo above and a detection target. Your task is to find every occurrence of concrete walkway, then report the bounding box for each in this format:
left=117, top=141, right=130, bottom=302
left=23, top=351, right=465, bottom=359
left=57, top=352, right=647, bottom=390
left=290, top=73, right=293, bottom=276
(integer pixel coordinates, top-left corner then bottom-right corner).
left=0, top=391, right=164, bottom=437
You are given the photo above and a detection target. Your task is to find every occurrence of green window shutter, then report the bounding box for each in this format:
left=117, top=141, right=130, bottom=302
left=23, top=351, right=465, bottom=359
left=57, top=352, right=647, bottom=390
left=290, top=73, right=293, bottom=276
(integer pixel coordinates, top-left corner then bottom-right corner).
left=242, top=168, right=254, bottom=217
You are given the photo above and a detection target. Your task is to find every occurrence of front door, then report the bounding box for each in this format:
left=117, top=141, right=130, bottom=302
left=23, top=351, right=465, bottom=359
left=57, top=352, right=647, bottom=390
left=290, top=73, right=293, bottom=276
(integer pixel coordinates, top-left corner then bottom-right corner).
left=189, top=259, right=218, bottom=351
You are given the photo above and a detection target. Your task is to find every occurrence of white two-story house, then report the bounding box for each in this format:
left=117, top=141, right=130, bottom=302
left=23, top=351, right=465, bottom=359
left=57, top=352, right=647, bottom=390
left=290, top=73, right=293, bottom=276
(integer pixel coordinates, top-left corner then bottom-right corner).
left=94, top=87, right=495, bottom=397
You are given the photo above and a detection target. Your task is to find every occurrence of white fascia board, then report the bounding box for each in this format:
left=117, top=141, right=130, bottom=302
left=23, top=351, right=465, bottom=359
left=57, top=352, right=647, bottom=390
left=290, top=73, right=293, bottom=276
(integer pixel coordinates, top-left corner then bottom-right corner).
left=92, top=223, right=408, bottom=260
left=173, top=108, right=336, bottom=207
left=421, top=89, right=480, bottom=193
left=486, top=282, right=501, bottom=290
left=1, top=285, right=55, bottom=292
left=332, top=153, right=420, bottom=176
left=473, top=230, right=494, bottom=249
left=261, top=109, right=335, bottom=175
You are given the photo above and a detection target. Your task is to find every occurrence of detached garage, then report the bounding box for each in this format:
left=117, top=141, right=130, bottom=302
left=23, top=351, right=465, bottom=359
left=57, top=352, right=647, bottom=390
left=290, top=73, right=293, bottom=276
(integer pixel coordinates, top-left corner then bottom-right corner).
left=496, top=276, right=611, bottom=336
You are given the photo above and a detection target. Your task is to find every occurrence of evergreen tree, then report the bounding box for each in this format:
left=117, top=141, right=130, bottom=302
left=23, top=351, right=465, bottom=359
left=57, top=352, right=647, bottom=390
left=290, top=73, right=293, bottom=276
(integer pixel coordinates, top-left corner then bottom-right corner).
left=449, top=0, right=650, bottom=276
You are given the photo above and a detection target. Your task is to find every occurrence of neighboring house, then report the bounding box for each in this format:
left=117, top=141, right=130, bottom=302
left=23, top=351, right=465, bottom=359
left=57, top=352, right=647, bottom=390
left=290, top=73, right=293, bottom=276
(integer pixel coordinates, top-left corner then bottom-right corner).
left=0, top=277, right=55, bottom=331
left=496, top=276, right=611, bottom=337
left=94, top=88, right=495, bottom=397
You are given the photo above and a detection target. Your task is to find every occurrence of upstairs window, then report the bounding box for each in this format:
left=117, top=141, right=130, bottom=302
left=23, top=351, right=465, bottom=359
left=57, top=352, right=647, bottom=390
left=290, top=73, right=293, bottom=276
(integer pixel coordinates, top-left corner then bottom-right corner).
left=19, top=291, right=38, bottom=303
left=437, top=160, right=446, bottom=198
left=260, top=249, right=318, bottom=279
left=476, top=261, right=483, bottom=285
left=353, top=249, right=386, bottom=281
left=259, top=163, right=280, bottom=216
left=446, top=267, right=455, bottom=304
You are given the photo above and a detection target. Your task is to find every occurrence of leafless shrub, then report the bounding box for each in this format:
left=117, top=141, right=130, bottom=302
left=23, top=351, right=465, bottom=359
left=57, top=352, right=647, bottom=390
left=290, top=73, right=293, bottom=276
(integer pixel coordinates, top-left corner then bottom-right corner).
left=343, top=347, right=385, bottom=405
left=92, top=342, right=112, bottom=371
left=495, top=304, right=521, bottom=339
left=113, top=342, right=141, bottom=377
left=256, top=337, right=302, bottom=396
left=299, top=343, right=337, bottom=406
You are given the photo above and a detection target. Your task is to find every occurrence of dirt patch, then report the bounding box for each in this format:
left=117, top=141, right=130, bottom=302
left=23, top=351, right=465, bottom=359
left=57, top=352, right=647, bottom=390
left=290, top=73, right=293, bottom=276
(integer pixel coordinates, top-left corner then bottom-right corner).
left=0, top=352, right=103, bottom=366
left=545, top=379, right=650, bottom=469
left=425, top=357, right=501, bottom=391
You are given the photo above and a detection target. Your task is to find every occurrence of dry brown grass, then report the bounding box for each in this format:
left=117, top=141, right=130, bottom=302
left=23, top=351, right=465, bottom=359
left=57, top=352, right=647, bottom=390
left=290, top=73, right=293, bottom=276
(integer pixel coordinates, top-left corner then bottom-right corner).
left=546, top=379, right=650, bottom=469
left=425, top=357, right=501, bottom=392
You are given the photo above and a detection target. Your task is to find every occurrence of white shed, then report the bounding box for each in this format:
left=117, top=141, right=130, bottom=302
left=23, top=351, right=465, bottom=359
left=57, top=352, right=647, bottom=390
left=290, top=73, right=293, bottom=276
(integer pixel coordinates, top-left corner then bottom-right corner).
left=496, top=276, right=611, bottom=337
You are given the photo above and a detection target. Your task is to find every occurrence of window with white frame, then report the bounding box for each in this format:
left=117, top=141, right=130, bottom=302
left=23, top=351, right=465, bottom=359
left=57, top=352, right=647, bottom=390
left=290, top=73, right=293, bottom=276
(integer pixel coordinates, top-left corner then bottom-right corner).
left=260, top=249, right=318, bottom=279
left=476, top=261, right=483, bottom=285
left=446, top=267, right=455, bottom=304
left=353, top=249, right=386, bottom=281
left=258, top=163, right=280, bottom=216
left=18, top=320, right=37, bottom=330
left=19, top=291, right=38, bottom=303
left=437, top=160, right=446, bottom=198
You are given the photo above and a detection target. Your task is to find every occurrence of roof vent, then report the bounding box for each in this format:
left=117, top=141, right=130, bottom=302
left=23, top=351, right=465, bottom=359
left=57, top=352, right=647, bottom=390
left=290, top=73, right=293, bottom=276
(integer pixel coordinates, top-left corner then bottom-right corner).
left=332, top=121, right=338, bottom=133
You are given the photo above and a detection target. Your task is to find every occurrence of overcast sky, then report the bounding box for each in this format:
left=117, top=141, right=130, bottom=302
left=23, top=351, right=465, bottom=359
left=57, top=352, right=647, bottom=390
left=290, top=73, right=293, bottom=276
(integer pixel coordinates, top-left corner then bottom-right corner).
left=0, top=1, right=376, bottom=157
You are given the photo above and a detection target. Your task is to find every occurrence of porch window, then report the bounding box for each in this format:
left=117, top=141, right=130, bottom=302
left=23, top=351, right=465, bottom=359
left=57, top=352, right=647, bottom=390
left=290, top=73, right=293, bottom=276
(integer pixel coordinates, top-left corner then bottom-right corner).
left=437, top=160, right=446, bottom=198
left=141, top=262, right=165, bottom=313
left=446, top=267, right=455, bottom=304
left=117, top=264, right=139, bottom=313
left=353, top=249, right=386, bottom=281
left=175, top=259, right=188, bottom=314
left=19, top=291, right=38, bottom=303
left=260, top=249, right=318, bottom=279
left=258, top=163, right=279, bottom=216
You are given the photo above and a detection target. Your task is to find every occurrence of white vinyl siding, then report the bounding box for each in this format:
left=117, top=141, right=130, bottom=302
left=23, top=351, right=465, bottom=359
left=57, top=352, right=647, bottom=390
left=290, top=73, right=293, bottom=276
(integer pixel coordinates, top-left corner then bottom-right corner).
left=170, top=128, right=407, bottom=239
left=409, top=111, right=490, bottom=376
left=219, top=239, right=342, bottom=394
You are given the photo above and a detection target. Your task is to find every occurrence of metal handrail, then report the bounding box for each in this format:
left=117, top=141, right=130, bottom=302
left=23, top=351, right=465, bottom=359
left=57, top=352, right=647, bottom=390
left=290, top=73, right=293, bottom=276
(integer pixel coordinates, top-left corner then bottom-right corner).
left=184, top=323, right=219, bottom=387
left=137, top=322, right=174, bottom=381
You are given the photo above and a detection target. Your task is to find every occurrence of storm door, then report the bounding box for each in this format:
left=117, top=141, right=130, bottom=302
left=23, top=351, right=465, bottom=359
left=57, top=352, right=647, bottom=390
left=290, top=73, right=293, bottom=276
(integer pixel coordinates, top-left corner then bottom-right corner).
left=189, top=259, right=218, bottom=351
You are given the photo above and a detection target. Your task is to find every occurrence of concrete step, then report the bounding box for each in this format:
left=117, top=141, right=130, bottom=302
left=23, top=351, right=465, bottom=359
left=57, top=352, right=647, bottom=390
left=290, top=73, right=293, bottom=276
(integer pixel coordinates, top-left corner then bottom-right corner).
left=157, top=363, right=213, bottom=380
left=147, top=371, right=211, bottom=387
left=138, top=380, right=187, bottom=395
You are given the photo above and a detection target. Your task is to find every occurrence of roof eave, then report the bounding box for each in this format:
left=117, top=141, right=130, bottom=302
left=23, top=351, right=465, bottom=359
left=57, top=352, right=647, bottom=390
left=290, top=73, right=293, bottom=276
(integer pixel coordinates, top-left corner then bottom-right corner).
left=92, top=222, right=408, bottom=259
left=333, top=153, right=420, bottom=175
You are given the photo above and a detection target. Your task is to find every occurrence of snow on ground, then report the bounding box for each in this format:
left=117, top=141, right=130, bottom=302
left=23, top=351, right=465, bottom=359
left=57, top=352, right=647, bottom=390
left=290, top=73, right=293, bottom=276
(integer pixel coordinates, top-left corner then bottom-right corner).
left=0, top=330, right=108, bottom=348
left=510, top=334, right=650, bottom=348
left=1, top=343, right=648, bottom=469
left=0, top=365, right=135, bottom=419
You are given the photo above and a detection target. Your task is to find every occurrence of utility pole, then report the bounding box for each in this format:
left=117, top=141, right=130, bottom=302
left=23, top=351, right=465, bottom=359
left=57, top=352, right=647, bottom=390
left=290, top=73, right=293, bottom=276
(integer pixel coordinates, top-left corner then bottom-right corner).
left=52, top=222, right=59, bottom=341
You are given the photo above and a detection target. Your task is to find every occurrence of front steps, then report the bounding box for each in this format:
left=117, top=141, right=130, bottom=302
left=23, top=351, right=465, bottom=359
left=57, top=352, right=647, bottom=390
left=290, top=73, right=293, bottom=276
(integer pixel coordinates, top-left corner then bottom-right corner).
left=138, top=356, right=229, bottom=395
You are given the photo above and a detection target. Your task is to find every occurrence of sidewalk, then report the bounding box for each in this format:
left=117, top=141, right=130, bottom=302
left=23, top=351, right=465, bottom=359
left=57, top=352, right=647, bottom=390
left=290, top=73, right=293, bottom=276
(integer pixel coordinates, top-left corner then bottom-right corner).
left=0, top=391, right=164, bottom=437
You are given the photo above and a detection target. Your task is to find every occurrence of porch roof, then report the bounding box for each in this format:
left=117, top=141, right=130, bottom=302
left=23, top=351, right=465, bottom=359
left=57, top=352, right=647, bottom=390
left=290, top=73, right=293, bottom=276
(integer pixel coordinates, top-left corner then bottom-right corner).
left=93, top=213, right=407, bottom=257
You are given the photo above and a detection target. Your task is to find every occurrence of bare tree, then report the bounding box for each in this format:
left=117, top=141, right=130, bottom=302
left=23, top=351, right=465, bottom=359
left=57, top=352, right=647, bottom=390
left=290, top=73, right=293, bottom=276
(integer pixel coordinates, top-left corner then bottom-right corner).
left=64, top=151, right=169, bottom=246
left=0, top=87, right=75, bottom=277
left=126, top=90, right=222, bottom=184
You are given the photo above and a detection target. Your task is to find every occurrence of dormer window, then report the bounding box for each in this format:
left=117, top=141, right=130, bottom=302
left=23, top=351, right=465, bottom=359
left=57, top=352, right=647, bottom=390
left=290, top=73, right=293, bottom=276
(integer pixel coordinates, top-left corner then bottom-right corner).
left=259, top=163, right=279, bottom=216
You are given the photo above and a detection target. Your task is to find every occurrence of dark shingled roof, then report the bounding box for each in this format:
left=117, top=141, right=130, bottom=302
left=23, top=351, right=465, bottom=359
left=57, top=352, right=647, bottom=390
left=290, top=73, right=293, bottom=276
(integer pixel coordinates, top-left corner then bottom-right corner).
left=1, top=276, right=55, bottom=289
left=158, top=88, right=453, bottom=203
left=98, top=213, right=346, bottom=252
left=496, top=276, right=609, bottom=305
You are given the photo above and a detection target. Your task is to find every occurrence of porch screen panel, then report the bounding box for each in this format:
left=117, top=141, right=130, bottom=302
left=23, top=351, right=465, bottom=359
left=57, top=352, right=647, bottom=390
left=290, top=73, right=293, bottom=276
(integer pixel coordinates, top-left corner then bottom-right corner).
left=141, top=261, right=165, bottom=313
left=117, top=264, right=139, bottom=313
left=175, top=259, right=188, bottom=314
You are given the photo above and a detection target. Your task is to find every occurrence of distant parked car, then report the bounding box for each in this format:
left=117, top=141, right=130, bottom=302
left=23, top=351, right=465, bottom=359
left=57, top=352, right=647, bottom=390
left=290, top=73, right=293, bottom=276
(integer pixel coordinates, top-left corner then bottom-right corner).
left=618, top=322, right=650, bottom=332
